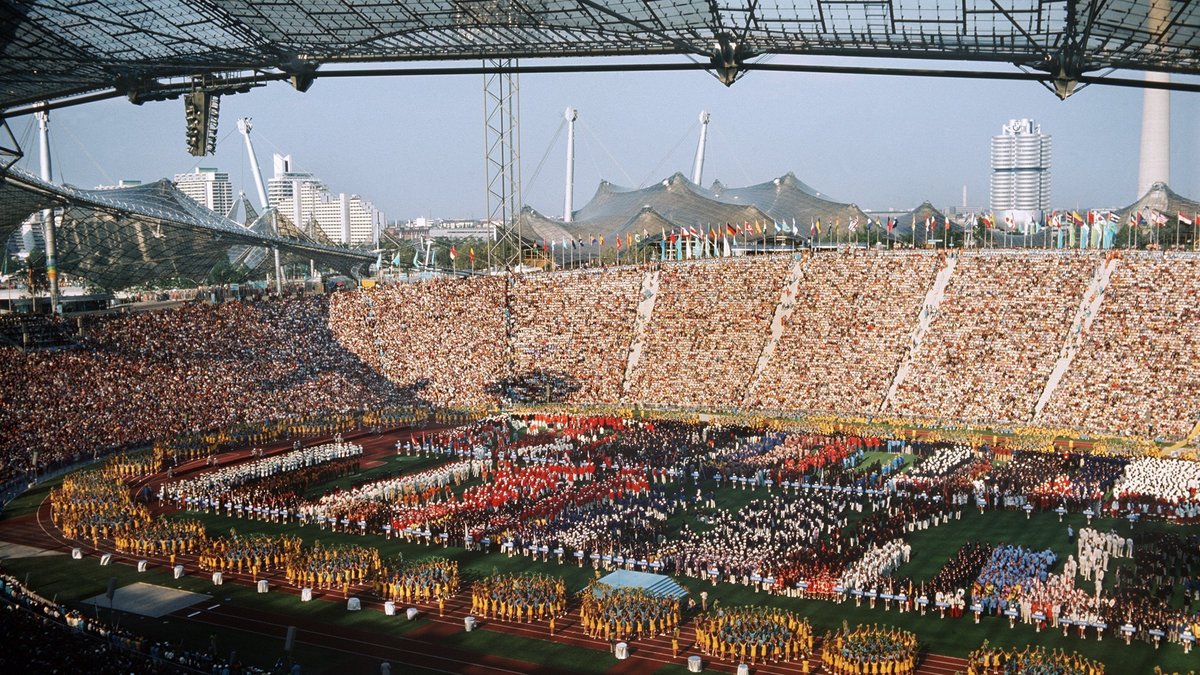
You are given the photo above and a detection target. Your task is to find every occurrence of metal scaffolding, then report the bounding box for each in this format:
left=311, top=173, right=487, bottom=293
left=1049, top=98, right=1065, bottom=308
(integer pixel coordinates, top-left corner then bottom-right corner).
left=483, top=61, right=522, bottom=271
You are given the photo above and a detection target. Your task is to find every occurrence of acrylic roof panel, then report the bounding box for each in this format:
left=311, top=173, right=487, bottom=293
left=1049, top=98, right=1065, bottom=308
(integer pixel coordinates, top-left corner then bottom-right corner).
left=2, top=1, right=1199, bottom=109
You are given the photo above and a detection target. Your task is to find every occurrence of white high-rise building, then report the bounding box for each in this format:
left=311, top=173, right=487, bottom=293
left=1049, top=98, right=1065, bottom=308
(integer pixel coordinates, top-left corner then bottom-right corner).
left=990, top=119, right=1051, bottom=220
left=267, top=153, right=384, bottom=245
left=173, top=167, right=233, bottom=216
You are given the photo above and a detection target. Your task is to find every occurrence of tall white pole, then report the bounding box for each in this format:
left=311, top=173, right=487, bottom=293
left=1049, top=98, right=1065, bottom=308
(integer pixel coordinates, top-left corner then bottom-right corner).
left=1137, top=0, right=1172, bottom=200
left=1137, top=72, right=1170, bottom=199
left=37, top=108, right=59, bottom=314
left=237, top=118, right=270, bottom=209
left=237, top=117, right=283, bottom=294
left=563, top=107, right=577, bottom=223
left=691, top=111, right=711, bottom=185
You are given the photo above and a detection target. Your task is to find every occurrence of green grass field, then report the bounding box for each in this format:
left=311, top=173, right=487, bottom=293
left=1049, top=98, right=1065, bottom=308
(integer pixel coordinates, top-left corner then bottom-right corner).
left=4, top=461, right=1195, bottom=674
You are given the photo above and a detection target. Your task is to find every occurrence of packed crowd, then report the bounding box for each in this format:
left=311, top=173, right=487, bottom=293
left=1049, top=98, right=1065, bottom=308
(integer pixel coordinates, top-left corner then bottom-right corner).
left=381, top=558, right=459, bottom=605
left=197, top=533, right=302, bottom=578
left=39, top=408, right=1200, bottom=665
left=307, top=459, right=484, bottom=532
left=469, top=572, right=566, bottom=623
left=113, top=517, right=207, bottom=561
left=748, top=250, right=938, bottom=414
left=51, top=470, right=150, bottom=544
left=663, top=491, right=848, bottom=588
left=965, top=643, right=1105, bottom=675
left=693, top=606, right=812, bottom=664
left=971, top=546, right=1056, bottom=613
left=160, top=442, right=363, bottom=509
left=926, top=542, right=992, bottom=613
left=152, top=411, right=379, bottom=470
left=5, top=251, right=1200, bottom=508
left=896, top=253, right=1095, bottom=424
left=0, top=295, right=402, bottom=485
left=1110, top=457, right=1200, bottom=518
left=627, top=257, right=792, bottom=408
left=509, top=267, right=643, bottom=404
left=579, top=582, right=682, bottom=642
left=283, top=543, right=384, bottom=593
left=895, top=445, right=977, bottom=491
left=1042, top=255, right=1200, bottom=438
left=722, top=432, right=869, bottom=484
left=820, top=624, right=918, bottom=675
left=328, top=277, right=508, bottom=408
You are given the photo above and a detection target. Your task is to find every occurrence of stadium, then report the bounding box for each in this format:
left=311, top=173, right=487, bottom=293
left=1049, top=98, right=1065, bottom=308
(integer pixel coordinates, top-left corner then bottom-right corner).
left=2, top=2, right=1200, bottom=675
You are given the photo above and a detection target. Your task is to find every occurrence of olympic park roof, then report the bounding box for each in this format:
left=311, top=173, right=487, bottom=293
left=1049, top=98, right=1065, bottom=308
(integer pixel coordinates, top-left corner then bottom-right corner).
left=1119, top=182, right=1200, bottom=225
left=0, top=168, right=374, bottom=289
left=2, top=0, right=1199, bottom=113
left=520, top=171, right=868, bottom=248
left=885, top=202, right=956, bottom=244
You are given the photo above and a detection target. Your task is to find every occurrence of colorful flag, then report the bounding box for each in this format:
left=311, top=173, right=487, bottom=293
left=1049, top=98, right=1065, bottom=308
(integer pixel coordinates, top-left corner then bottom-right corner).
left=727, top=223, right=738, bottom=236
left=469, top=248, right=476, bottom=263
left=1178, top=212, right=1194, bottom=226
left=449, top=245, right=457, bottom=261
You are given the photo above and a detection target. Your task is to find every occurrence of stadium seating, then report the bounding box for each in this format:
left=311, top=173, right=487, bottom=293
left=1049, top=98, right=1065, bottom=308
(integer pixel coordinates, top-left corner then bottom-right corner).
left=626, top=257, right=792, bottom=409
left=747, top=251, right=937, bottom=414
left=893, top=253, right=1096, bottom=424
left=5, top=250, right=1200, bottom=489
left=509, top=267, right=643, bottom=404
left=1041, top=254, right=1200, bottom=438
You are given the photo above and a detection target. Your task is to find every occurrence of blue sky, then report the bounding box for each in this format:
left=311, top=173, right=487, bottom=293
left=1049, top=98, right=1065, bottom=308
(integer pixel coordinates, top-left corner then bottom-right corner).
left=10, top=59, right=1198, bottom=223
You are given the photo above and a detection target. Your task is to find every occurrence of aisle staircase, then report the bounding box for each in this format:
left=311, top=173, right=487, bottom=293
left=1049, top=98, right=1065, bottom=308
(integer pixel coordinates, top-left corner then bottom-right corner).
left=1166, top=419, right=1200, bottom=453
left=880, top=254, right=958, bottom=411
left=742, top=257, right=806, bottom=405
left=620, top=268, right=661, bottom=398
left=1031, top=256, right=1118, bottom=421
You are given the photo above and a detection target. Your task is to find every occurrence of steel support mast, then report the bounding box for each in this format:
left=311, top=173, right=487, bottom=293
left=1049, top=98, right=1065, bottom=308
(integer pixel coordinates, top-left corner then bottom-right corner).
left=483, top=61, right=522, bottom=271
left=237, top=117, right=283, bottom=294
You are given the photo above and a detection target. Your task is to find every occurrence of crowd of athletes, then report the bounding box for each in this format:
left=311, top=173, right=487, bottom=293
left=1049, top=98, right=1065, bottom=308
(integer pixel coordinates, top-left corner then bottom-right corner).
left=136, top=412, right=1200, bottom=650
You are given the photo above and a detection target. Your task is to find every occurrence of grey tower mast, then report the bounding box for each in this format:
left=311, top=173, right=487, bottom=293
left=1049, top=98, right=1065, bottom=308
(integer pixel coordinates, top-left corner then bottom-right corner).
left=691, top=111, right=711, bottom=185
left=563, top=107, right=577, bottom=223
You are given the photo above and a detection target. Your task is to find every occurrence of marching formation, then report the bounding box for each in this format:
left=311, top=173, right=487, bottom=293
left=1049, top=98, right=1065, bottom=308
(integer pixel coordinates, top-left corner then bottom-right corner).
left=693, top=606, right=813, bottom=664
left=821, top=625, right=918, bottom=675
left=37, top=403, right=1200, bottom=674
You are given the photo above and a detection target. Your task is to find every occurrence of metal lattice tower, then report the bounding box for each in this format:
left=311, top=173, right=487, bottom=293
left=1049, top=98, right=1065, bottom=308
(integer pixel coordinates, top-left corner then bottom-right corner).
left=483, top=61, right=521, bottom=271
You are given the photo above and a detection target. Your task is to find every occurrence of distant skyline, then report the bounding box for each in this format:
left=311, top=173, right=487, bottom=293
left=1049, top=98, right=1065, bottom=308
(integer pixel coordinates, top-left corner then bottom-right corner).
left=9, top=59, right=1199, bottom=222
